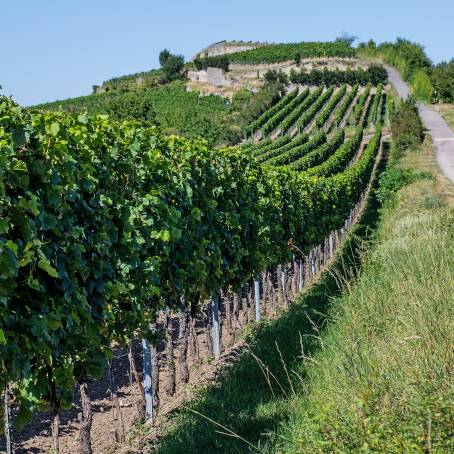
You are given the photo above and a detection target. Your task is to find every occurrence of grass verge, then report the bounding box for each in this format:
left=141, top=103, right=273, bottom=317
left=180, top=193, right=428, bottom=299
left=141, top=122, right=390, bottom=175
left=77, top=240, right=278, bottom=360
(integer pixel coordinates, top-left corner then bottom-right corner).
left=267, top=138, right=454, bottom=453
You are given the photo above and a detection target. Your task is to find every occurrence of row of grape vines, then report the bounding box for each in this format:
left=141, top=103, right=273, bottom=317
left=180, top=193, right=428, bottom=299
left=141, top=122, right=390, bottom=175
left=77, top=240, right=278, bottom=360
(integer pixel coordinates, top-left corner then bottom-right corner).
left=1, top=77, right=385, bottom=453
left=246, top=83, right=383, bottom=140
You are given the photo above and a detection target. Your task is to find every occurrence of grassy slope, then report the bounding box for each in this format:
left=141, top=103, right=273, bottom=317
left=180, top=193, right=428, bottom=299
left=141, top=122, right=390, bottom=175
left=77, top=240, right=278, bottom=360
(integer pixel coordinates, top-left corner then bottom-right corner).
left=143, top=134, right=454, bottom=453
left=270, top=139, right=454, bottom=453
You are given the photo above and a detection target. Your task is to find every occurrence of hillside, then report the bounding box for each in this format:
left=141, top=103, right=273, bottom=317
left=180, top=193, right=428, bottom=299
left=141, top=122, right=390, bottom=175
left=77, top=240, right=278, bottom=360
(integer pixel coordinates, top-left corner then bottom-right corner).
left=1, top=36, right=454, bottom=454
left=33, top=40, right=378, bottom=148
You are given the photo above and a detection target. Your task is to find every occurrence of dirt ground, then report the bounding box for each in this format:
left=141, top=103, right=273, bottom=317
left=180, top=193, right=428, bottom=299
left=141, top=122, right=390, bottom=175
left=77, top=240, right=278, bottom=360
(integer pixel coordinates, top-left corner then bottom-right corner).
left=5, top=296, right=284, bottom=454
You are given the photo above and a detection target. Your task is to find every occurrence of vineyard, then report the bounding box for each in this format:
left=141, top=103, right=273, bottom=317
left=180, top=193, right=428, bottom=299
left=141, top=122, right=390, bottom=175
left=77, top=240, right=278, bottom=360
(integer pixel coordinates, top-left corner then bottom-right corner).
left=34, top=82, right=234, bottom=146
left=195, top=40, right=356, bottom=67
left=1, top=63, right=388, bottom=453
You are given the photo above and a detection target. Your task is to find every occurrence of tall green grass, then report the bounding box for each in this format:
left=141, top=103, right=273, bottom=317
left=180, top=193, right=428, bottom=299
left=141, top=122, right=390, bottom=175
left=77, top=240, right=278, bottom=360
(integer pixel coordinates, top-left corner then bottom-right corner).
left=269, top=147, right=454, bottom=453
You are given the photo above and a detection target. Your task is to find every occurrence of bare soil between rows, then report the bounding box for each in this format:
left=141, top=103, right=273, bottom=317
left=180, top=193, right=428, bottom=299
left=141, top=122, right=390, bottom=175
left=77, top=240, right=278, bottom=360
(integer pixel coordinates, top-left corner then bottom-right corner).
left=6, top=299, right=284, bottom=454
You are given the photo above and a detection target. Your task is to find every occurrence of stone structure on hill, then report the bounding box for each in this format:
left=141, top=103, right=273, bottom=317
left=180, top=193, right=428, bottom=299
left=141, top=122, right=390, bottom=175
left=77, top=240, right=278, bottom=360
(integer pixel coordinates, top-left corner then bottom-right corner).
left=192, top=40, right=265, bottom=60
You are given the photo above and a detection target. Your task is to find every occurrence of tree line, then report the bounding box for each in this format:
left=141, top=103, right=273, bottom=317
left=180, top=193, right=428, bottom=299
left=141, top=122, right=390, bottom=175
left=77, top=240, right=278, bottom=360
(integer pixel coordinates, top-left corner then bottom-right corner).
left=358, top=38, right=454, bottom=103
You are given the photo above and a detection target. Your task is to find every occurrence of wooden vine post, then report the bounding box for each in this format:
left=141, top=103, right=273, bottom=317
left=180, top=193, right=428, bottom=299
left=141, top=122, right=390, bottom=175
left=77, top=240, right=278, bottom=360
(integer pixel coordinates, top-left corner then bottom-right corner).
left=254, top=278, right=261, bottom=321
left=164, top=313, right=176, bottom=396
left=142, top=318, right=160, bottom=421
left=201, top=304, right=213, bottom=359
left=150, top=340, right=160, bottom=415
left=47, top=365, right=61, bottom=454
left=79, top=381, right=93, bottom=454
left=178, top=310, right=190, bottom=384
left=211, top=294, right=221, bottom=359
left=232, top=292, right=242, bottom=343
left=280, top=264, right=287, bottom=306
left=127, top=341, right=146, bottom=422
left=329, top=232, right=334, bottom=258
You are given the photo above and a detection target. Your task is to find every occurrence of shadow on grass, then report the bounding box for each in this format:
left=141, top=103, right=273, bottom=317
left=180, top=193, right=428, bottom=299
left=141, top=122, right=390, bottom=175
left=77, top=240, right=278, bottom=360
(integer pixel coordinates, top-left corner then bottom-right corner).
left=152, top=145, right=388, bottom=454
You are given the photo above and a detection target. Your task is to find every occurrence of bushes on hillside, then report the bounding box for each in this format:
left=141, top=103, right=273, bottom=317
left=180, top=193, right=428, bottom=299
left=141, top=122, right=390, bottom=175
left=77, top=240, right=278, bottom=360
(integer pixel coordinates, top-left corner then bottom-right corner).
left=95, top=69, right=164, bottom=93
left=376, top=98, right=431, bottom=206
left=356, top=38, right=454, bottom=102
left=160, top=49, right=185, bottom=82
left=229, top=83, right=282, bottom=129
left=390, top=98, right=424, bottom=152
left=289, top=65, right=387, bottom=86
left=358, top=38, right=432, bottom=80
left=411, top=69, right=434, bottom=103
left=431, top=60, right=454, bottom=103
left=264, top=69, right=289, bottom=85
left=193, top=55, right=230, bottom=72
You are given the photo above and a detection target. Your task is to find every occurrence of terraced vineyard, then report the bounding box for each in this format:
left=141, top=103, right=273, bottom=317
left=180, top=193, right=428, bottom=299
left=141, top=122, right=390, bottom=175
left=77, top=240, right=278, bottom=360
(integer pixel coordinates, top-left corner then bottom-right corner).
left=239, top=81, right=386, bottom=172
left=1, top=60, right=388, bottom=454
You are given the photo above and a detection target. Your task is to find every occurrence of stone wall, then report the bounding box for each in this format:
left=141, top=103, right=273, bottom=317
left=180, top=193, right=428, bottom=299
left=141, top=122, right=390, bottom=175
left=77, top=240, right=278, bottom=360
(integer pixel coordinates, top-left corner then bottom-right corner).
left=193, top=41, right=263, bottom=59
left=205, top=44, right=260, bottom=57
left=187, top=68, right=230, bottom=87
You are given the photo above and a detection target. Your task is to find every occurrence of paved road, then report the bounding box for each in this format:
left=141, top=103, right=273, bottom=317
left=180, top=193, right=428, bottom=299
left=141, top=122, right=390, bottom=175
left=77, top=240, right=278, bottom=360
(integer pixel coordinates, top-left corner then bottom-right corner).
left=385, top=65, right=454, bottom=183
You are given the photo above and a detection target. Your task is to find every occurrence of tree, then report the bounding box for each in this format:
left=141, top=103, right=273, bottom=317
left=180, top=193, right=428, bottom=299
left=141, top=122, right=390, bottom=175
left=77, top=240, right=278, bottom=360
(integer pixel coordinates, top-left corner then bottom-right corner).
left=162, top=54, right=185, bottom=82
left=295, top=52, right=301, bottom=67
left=159, top=49, right=171, bottom=66
left=345, top=67, right=357, bottom=86
left=299, top=69, right=309, bottom=85
left=264, top=69, right=278, bottom=83
left=322, top=67, right=334, bottom=86
left=335, top=33, right=358, bottom=47
left=431, top=60, right=454, bottom=103
left=193, top=57, right=203, bottom=71
left=277, top=70, right=289, bottom=86
left=309, top=69, right=322, bottom=86
left=334, top=68, right=344, bottom=86
left=289, top=68, right=299, bottom=84
left=367, top=64, right=388, bottom=85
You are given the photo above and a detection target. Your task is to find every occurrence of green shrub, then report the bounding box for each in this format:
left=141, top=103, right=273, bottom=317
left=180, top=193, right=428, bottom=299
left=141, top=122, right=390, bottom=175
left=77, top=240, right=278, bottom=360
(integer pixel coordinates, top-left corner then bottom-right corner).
left=411, top=69, right=434, bottom=102
left=431, top=60, right=454, bottom=103
left=376, top=167, right=431, bottom=206
left=390, top=98, right=424, bottom=152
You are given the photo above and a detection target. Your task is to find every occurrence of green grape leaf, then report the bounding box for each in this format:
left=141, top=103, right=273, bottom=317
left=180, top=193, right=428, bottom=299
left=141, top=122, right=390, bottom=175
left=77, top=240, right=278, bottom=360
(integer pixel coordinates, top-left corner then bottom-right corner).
left=0, top=217, right=10, bottom=234
left=78, top=113, right=88, bottom=124
left=50, top=122, right=60, bottom=136
left=0, top=329, right=6, bottom=344
left=38, top=259, right=59, bottom=278
left=12, top=159, right=28, bottom=172
left=5, top=240, right=18, bottom=255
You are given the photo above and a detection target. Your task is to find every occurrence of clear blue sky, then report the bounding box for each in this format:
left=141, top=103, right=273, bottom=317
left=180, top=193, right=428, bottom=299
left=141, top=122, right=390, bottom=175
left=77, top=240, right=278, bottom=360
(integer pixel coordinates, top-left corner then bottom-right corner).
left=2, top=0, right=453, bottom=106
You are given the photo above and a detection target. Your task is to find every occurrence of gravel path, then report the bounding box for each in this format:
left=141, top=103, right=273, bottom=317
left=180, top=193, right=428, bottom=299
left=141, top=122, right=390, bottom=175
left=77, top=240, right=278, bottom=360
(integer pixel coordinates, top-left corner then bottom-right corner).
left=385, top=65, right=454, bottom=183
